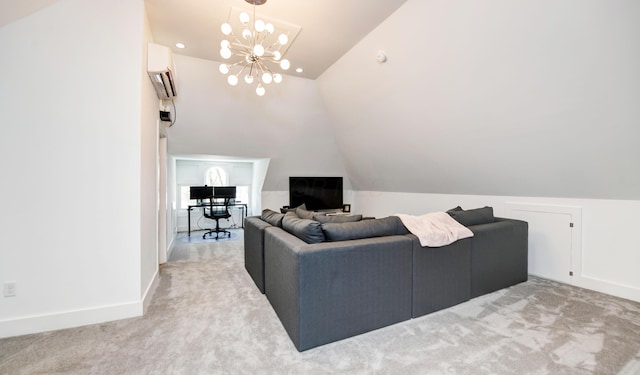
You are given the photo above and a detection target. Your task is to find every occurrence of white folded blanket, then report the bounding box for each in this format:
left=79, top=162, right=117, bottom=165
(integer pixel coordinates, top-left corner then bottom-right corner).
left=395, top=212, right=474, bottom=247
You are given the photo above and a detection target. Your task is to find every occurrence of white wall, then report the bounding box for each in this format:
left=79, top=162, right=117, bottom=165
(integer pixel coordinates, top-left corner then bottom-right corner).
left=309, top=0, right=640, bottom=303
left=167, top=156, right=178, bottom=258
left=140, top=6, right=160, bottom=305
left=351, top=192, right=640, bottom=302
left=317, top=0, right=640, bottom=200
left=165, top=54, right=351, bottom=192
left=0, top=0, right=153, bottom=337
left=175, top=159, right=253, bottom=232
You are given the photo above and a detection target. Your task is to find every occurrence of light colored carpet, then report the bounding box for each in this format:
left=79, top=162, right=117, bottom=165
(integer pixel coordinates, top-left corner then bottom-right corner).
left=1, top=232, right=640, bottom=374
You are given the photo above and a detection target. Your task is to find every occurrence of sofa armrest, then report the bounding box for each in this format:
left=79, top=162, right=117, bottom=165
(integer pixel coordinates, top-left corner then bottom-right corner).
left=243, top=216, right=273, bottom=293
left=468, top=218, right=528, bottom=298
left=264, top=228, right=413, bottom=351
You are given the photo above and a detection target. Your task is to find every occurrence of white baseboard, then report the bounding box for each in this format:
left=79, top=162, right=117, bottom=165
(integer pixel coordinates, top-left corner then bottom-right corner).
left=575, top=275, right=640, bottom=303
left=0, top=301, right=143, bottom=339
left=142, top=269, right=160, bottom=314
left=533, top=272, right=640, bottom=303
left=165, top=236, right=175, bottom=262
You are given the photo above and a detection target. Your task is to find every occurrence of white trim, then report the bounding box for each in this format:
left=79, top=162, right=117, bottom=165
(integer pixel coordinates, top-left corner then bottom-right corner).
left=166, top=236, right=175, bottom=261
left=142, top=269, right=160, bottom=314
left=577, top=275, right=640, bottom=303
left=505, top=202, right=639, bottom=302
left=506, top=202, right=582, bottom=284
left=0, top=301, right=143, bottom=339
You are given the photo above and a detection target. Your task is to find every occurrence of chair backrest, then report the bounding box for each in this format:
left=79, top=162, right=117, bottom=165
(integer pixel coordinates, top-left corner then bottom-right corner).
left=204, top=196, right=231, bottom=219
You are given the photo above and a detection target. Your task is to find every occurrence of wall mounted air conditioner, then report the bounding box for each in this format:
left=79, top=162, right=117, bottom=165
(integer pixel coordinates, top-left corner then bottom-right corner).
left=147, top=43, right=177, bottom=100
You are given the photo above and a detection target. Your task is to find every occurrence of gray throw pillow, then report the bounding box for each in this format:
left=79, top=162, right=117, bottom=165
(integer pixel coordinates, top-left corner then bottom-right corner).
left=282, top=212, right=325, bottom=244
left=295, top=207, right=315, bottom=220
left=322, top=216, right=403, bottom=242
left=280, top=203, right=307, bottom=214
left=448, top=206, right=495, bottom=226
left=261, top=209, right=284, bottom=227
left=312, top=213, right=363, bottom=224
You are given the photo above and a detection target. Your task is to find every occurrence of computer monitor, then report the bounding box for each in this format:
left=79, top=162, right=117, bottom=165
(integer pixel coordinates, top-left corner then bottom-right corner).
left=190, top=186, right=213, bottom=200
left=214, top=186, right=236, bottom=199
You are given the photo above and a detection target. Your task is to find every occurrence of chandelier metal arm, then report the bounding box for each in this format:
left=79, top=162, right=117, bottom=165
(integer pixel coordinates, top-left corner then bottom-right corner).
left=227, top=34, right=253, bottom=56
left=218, top=0, right=290, bottom=96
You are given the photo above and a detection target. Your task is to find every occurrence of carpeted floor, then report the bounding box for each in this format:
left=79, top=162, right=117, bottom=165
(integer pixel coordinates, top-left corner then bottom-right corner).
left=1, top=231, right=640, bottom=374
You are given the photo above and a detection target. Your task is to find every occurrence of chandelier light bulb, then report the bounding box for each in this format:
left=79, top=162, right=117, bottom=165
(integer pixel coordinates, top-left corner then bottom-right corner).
left=239, top=12, right=250, bottom=24
left=220, top=48, right=232, bottom=59
left=228, top=75, right=239, bottom=86
left=253, top=44, right=265, bottom=57
left=218, top=4, right=294, bottom=96
left=221, top=23, right=232, bottom=35
left=265, top=23, right=275, bottom=34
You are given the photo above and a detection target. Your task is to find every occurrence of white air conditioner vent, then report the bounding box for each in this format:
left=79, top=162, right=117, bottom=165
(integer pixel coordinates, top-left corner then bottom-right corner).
left=147, top=43, right=177, bottom=100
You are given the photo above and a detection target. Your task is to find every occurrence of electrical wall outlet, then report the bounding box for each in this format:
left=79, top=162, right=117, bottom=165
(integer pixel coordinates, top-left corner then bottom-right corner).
left=4, top=282, right=16, bottom=297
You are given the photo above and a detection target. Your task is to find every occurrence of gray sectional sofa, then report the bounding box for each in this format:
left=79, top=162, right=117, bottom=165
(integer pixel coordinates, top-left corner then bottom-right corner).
left=244, top=206, right=528, bottom=351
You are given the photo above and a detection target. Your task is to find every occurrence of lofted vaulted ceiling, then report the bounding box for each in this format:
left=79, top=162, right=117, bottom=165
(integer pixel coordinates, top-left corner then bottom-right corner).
left=0, top=0, right=61, bottom=27
left=144, top=0, right=409, bottom=79
left=2, top=0, right=408, bottom=79
left=4, top=0, right=637, bottom=200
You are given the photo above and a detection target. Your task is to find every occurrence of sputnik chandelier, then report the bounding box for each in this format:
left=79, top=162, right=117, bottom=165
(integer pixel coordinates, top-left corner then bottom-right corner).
left=218, top=0, right=291, bottom=96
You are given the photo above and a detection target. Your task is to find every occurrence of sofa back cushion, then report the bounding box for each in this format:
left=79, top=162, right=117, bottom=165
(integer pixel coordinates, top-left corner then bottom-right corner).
left=322, top=216, right=406, bottom=242
left=261, top=209, right=284, bottom=227
left=312, top=213, right=363, bottom=224
left=448, top=206, right=495, bottom=226
left=282, top=212, right=325, bottom=244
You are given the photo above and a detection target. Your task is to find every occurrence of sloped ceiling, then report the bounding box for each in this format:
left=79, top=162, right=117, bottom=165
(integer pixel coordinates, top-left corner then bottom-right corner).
left=145, top=0, right=409, bottom=79
left=317, top=0, right=640, bottom=199
left=14, top=1, right=635, bottom=200
left=0, top=0, right=61, bottom=28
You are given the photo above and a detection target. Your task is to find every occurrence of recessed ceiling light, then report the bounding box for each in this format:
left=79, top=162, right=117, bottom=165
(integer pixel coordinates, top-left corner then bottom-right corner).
left=296, top=68, right=303, bottom=73
left=176, top=43, right=185, bottom=49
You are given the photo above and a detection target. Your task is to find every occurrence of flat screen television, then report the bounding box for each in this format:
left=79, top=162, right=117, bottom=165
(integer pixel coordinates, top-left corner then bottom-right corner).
left=190, top=186, right=213, bottom=200
left=289, top=177, right=343, bottom=211
left=214, top=186, right=237, bottom=198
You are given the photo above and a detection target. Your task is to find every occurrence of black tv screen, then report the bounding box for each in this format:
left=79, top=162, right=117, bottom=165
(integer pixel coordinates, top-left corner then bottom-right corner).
left=190, top=186, right=213, bottom=200
left=289, top=177, right=343, bottom=211
left=214, top=186, right=236, bottom=198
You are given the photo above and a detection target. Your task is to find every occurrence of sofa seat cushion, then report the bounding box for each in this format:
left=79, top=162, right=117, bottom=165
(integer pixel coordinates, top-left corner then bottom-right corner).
left=282, top=212, right=325, bottom=244
left=448, top=206, right=495, bottom=227
left=322, top=216, right=405, bottom=242
left=261, top=209, right=285, bottom=227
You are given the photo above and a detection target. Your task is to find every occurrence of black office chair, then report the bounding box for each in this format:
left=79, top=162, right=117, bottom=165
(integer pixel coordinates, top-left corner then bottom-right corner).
left=202, top=197, right=232, bottom=239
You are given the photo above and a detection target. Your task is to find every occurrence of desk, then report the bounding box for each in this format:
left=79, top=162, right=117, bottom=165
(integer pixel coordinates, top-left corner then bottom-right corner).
left=187, top=202, right=248, bottom=236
